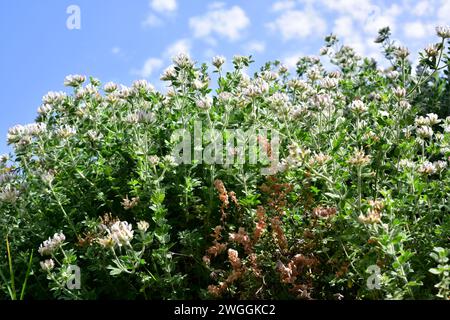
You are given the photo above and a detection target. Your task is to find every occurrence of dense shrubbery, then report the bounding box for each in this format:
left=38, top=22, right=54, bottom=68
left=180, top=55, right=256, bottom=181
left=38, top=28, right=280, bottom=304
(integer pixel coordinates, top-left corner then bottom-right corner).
left=1, top=26, right=450, bottom=300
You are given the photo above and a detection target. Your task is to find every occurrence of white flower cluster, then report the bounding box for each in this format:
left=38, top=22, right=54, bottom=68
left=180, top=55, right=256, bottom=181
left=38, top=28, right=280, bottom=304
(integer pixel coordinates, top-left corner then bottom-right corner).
left=7, top=123, right=47, bottom=144
left=415, top=113, right=441, bottom=126
left=64, top=74, right=86, bottom=87
left=212, top=56, right=225, bottom=69
left=196, top=96, right=213, bottom=110
left=38, top=232, right=66, bottom=256
left=417, top=160, right=448, bottom=176
left=132, top=80, right=155, bottom=94
left=40, top=259, right=55, bottom=271
left=0, top=186, right=20, bottom=204
left=173, top=53, right=194, bottom=69
left=98, top=220, right=134, bottom=249
left=242, top=78, right=269, bottom=98
left=349, top=100, right=367, bottom=114
left=42, top=91, right=66, bottom=105
left=436, top=25, right=450, bottom=39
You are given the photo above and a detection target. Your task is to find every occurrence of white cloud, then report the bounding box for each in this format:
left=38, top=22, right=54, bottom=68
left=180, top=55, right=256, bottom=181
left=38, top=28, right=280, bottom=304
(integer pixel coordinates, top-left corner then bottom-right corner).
left=189, top=5, right=250, bottom=41
left=411, top=1, right=434, bottom=16
left=272, top=1, right=296, bottom=12
left=142, top=13, right=163, bottom=27
left=438, top=0, right=450, bottom=24
left=150, top=0, right=177, bottom=13
left=165, top=39, right=191, bottom=58
left=268, top=9, right=326, bottom=40
left=334, top=16, right=354, bottom=38
left=403, top=21, right=428, bottom=39
left=244, top=41, right=266, bottom=54
left=320, top=0, right=377, bottom=22
left=135, top=58, right=163, bottom=78
left=111, top=47, right=121, bottom=55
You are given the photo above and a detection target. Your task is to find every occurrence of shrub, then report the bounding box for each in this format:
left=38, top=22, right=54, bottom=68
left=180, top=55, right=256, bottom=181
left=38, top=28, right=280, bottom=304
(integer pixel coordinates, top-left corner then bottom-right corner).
left=0, top=26, right=449, bottom=300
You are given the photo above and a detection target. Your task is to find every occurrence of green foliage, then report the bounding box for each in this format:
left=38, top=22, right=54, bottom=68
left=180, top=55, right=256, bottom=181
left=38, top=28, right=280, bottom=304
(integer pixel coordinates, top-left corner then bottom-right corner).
left=0, top=26, right=450, bottom=300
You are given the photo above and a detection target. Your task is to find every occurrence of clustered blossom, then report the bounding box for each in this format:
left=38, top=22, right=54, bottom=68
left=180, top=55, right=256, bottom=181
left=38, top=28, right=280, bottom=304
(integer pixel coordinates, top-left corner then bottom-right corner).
left=436, top=25, right=450, bottom=39
left=104, top=82, right=118, bottom=93
left=417, top=160, right=448, bottom=176
left=173, top=52, right=194, bottom=69
left=358, top=200, right=384, bottom=224
left=349, top=100, right=367, bottom=114
left=126, top=110, right=155, bottom=123
left=137, top=221, right=149, bottom=232
left=0, top=186, right=20, bottom=204
left=132, top=79, right=155, bottom=94
left=40, top=259, right=55, bottom=271
left=56, top=125, right=76, bottom=139
left=416, top=126, right=434, bottom=139
left=196, top=96, right=213, bottom=110
left=392, top=87, right=406, bottom=98
left=212, top=55, right=225, bottom=69
left=348, top=149, right=371, bottom=166
left=415, top=113, right=441, bottom=126
left=7, top=123, right=47, bottom=144
left=64, top=74, right=86, bottom=87
left=160, top=65, right=177, bottom=81
left=121, top=195, right=140, bottom=210
left=42, top=91, right=66, bottom=105
left=242, top=78, right=269, bottom=98
left=98, top=220, right=134, bottom=249
left=38, top=232, right=66, bottom=256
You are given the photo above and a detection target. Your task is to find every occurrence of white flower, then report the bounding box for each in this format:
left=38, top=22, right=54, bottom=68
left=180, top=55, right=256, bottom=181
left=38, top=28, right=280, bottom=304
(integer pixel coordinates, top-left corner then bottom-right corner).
left=40, top=259, right=55, bottom=271
left=0, top=186, right=20, bottom=204
left=132, top=80, right=155, bottom=93
left=160, top=65, right=177, bottom=81
left=436, top=26, right=450, bottom=39
left=320, top=77, right=338, bottom=89
left=193, top=79, right=205, bottom=90
left=218, top=92, right=233, bottom=103
left=42, top=91, right=66, bottom=105
left=148, top=155, right=160, bottom=166
left=212, top=55, right=226, bottom=69
left=398, top=159, right=415, bottom=171
left=261, top=71, right=279, bottom=82
left=104, top=82, right=118, bottom=93
left=163, top=155, right=178, bottom=167
left=424, top=43, right=439, bottom=57
left=392, top=87, right=406, bottom=98
left=87, top=130, right=104, bottom=142
left=434, top=160, right=447, bottom=172
left=349, top=100, right=367, bottom=114
left=38, top=232, right=66, bottom=256
left=399, top=100, right=411, bottom=110
left=394, top=46, right=409, bottom=59
left=418, top=161, right=436, bottom=175
left=173, top=53, right=194, bottom=69
left=64, top=74, right=86, bottom=87
left=109, top=221, right=134, bottom=247
left=243, top=78, right=269, bottom=98
left=37, top=104, right=53, bottom=115
left=268, top=92, right=290, bottom=108
left=56, top=125, right=76, bottom=139
left=196, top=96, right=213, bottom=110
left=314, top=94, right=333, bottom=109
left=137, top=221, right=150, bottom=232
left=426, top=113, right=441, bottom=125
left=416, top=126, right=433, bottom=139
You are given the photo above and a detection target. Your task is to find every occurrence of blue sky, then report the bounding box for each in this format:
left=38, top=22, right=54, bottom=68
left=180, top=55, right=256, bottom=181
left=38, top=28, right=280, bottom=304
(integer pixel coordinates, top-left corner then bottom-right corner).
left=1, top=0, right=449, bottom=155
